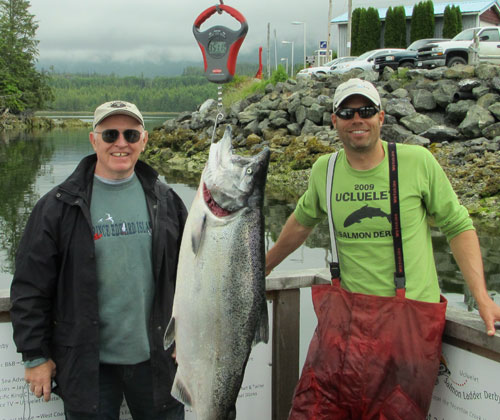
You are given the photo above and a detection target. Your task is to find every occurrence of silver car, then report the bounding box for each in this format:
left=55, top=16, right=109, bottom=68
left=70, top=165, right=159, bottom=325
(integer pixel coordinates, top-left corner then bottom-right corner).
left=331, top=48, right=405, bottom=74
left=296, top=56, right=357, bottom=79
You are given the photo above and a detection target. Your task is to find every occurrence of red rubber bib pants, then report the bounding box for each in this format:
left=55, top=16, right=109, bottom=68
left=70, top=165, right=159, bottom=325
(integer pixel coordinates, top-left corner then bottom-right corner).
left=289, top=280, right=447, bottom=419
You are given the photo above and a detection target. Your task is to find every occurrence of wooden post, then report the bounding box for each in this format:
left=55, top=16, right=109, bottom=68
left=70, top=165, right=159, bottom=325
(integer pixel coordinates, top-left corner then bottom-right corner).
left=271, top=289, right=300, bottom=420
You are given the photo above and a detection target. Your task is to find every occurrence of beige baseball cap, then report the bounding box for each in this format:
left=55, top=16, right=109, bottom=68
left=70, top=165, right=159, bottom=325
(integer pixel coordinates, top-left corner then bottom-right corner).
left=333, top=78, right=381, bottom=111
left=93, top=100, right=144, bottom=129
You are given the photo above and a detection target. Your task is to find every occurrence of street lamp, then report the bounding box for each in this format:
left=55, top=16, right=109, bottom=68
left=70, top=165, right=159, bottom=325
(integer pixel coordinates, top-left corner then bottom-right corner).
left=282, top=40, right=294, bottom=76
left=292, top=21, right=307, bottom=69
left=280, top=57, right=288, bottom=75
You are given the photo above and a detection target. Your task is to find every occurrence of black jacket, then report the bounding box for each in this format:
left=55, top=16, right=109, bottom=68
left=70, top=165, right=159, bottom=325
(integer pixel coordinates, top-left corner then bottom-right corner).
left=10, top=154, right=188, bottom=414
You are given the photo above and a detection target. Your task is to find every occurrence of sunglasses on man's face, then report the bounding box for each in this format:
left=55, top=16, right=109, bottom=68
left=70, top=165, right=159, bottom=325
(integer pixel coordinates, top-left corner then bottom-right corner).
left=94, top=129, right=143, bottom=144
left=335, top=106, right=379, bottom=120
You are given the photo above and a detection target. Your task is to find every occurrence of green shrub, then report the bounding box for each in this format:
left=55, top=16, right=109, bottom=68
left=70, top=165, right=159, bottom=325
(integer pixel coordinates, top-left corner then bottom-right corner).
left=270, top=65, right=289, bottom=85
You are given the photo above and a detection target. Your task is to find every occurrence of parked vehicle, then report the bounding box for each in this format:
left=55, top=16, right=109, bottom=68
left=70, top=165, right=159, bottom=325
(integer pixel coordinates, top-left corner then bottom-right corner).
left=417, top=27, right=500, bottom=68
left=296, top=56, right=357, bottom=79
left=331, top=49, right=404, bottom=74
left=373, top=38, right=449, bottom=72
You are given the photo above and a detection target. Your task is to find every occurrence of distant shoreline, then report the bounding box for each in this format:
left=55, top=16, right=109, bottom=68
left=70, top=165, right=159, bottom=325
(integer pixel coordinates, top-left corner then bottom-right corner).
left=35, top=111, right=180, bottom=117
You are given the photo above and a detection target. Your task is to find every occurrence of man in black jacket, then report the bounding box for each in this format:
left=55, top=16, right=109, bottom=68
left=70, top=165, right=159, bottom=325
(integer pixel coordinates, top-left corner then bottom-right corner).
left=10, top=100, right=188, bottom=420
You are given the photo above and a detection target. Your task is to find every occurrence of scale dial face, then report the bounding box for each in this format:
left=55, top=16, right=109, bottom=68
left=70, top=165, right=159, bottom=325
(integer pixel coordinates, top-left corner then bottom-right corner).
left=207, top=38, right=228, bottom=58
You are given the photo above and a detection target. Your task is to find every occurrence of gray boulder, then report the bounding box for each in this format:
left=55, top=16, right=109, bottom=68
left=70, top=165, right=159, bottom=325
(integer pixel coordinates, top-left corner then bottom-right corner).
left=400, top=113, right=436, bottom=134
left=381, top=124, right=414, bottom=143
left=307, top=103, right=326, bottom=124
left=458, top=105, right=495, bottom=138
left=445, top=100, right=475, bottom=124
left=420, top=125, right=461, bottom=143
left=482, top=122, right=500, bottom=139
left=410, top=89, right=437, bottom=111
left=385, top=98, right=416, bottom=118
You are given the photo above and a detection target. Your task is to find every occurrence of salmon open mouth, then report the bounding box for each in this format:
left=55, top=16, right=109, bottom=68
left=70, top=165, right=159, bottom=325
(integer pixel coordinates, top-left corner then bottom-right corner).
left=203, top=183, right=232, bottom=217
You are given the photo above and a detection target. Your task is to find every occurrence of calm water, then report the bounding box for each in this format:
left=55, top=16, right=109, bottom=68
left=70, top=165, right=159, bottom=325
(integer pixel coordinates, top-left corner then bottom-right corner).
left=1, top=117, right=499, bottom=306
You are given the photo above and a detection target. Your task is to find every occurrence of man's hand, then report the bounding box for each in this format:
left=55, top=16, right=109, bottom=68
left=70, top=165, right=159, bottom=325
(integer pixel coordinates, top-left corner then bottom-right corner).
left=25, top=359, right=56, bottom=402
left=477, top=298, right=500, bottom=336
left=449, top=230, right=500, bottom=336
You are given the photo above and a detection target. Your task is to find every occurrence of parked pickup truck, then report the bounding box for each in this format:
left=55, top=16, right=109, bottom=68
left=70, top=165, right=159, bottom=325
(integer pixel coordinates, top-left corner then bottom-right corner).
left=373, top=38, right=449, bottom=72
left=417, top=26, right=500, bottom=68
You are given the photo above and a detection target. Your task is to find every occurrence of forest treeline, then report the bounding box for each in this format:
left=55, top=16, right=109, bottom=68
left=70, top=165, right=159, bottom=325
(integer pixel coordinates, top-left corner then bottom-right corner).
left=47, top=72, right=217, bottom=113
left=46, top=63, right=260, bottom=112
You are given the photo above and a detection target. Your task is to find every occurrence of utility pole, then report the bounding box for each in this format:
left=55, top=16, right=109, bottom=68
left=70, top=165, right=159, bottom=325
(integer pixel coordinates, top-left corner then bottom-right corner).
left=267, top=23, right=271, bottom=79
left=327, top=0, right=333, bottom=60
left=274, top=29, right=278, bottom=70
left=347, top=0, right=352, bottom=56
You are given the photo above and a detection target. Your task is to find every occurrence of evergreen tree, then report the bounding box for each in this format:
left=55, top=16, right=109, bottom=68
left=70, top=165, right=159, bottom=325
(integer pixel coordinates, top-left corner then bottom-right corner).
left=394, top=6, right=407, bottom=48
left=351, top=8, right=362, bottom=56
left=410, top=1, right=435, bottom=42
left=384, top=7, right=395, bottom=47
left=385, top=6, right=406, bottom=48
left=358, top=9, right=371, bottom=55
left=410, top=2, right=421, bottom=42
left=443, top=5, right=456, bottom=39
left=454, top=5, right=462, bottom=34
left=355, top=8, right=381, bottom=54
left=0, top=0, right=52, bottom=113
left=424, top=0, right=435, bottom=39
left=366, top=7, right=381, bottom=51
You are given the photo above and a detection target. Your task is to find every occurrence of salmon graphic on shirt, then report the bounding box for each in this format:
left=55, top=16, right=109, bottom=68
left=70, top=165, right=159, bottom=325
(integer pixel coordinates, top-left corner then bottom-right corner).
left=344, top=204, right=391, bottom=228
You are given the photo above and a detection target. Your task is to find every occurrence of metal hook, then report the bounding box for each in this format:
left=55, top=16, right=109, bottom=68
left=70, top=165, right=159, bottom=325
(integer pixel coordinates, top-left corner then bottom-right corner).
left=216, top=0, right=224, bottom=13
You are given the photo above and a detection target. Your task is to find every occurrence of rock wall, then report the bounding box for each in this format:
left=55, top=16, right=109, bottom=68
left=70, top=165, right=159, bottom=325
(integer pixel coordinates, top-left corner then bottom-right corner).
left=144, top=63, right=500, bottom=220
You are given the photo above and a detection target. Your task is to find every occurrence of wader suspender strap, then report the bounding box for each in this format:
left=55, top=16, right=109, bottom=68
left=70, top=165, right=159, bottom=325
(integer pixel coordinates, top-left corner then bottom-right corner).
left=326, top=152, right=340, bottom=280
left=326, top=144, right=406, bottom=296
left=388, top=142, right=406, bottom=297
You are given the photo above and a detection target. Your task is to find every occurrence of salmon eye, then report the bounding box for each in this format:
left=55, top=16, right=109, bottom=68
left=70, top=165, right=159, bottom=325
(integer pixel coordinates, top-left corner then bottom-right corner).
left=246, top=168, right=253, bottom=175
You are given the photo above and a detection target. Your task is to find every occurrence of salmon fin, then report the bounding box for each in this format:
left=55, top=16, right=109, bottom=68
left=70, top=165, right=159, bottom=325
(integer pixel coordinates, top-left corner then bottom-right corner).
left=163, top=317, right=175, bottom=350
left=228, top=405, right=237, bottom=420
left=171, top=376, right=193, bottom=407
left=191, top=213, right=206, bottom=255
left=252, top=301, right=269, bottom=345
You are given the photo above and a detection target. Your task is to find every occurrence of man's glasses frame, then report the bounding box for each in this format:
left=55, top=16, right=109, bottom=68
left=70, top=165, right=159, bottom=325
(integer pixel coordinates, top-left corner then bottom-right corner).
left=335, top=106, right=380, bottom=120
left=94, top=129, right=144, bottom=144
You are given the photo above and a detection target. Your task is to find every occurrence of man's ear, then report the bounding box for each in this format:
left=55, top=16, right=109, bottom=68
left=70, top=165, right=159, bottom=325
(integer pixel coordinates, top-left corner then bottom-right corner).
left=89, top=131, right=97, bottom=151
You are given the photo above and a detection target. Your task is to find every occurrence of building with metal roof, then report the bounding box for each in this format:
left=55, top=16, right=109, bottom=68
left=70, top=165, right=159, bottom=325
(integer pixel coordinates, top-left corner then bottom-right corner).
left=331, top=0, right=500, bottom=57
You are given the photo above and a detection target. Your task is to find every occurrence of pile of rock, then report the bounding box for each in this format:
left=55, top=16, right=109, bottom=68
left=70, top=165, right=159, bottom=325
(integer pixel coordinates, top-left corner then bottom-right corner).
left=145, top=63, right=500, bottom=220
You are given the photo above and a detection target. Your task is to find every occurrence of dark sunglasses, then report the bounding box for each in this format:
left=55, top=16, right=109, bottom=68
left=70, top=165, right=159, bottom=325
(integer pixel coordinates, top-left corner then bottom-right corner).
left=94, top=129, right=143, bottom=144
left=335, top=106, right=379, bottom=120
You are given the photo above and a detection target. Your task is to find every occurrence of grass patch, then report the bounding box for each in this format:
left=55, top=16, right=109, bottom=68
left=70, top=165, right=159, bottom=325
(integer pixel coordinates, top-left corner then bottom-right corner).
left=222, top=65, right=290, bottom=108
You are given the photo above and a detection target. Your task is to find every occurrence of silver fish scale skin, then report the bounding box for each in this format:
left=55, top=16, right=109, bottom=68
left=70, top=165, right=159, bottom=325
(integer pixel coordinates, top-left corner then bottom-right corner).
left=170, top=189, right=267, bottom=420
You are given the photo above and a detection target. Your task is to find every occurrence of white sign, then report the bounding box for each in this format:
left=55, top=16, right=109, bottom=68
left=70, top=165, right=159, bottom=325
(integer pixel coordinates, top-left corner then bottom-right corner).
left=0, top=303, right=272, bottom=420
left=428, top=343, right=499, bottom=420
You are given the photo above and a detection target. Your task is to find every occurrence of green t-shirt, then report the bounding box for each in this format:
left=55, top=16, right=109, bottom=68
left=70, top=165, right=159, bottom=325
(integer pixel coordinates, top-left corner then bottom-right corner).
left=91, top=174, right=154, bottom=364
left=294, top=141, right=474, bottom=302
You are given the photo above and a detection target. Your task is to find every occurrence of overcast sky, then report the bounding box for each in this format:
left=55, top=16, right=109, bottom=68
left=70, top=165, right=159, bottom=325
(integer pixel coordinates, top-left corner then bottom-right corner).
left=28, top=0, right=420, bottom=68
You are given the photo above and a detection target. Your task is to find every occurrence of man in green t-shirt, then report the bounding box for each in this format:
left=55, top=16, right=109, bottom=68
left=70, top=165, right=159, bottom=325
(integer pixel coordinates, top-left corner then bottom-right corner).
left=265, top=78, right=500, bottom=418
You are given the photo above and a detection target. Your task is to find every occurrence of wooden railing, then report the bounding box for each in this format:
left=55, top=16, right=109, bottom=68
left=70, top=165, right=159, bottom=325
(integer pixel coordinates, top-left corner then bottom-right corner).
left=1, top=268, right=499, bottom=420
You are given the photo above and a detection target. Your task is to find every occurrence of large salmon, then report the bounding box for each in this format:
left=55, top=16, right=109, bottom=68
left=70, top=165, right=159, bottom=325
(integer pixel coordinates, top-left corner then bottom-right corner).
left=164, top=125, right=270, bottom=420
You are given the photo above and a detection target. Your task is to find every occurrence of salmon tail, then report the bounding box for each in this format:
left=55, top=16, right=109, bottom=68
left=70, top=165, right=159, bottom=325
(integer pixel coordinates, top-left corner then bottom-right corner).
left=252, top=300, right=269, bottom=345
left=171, top=376, right=193, bottom=407
left=228, top=405, right=237, bottom=420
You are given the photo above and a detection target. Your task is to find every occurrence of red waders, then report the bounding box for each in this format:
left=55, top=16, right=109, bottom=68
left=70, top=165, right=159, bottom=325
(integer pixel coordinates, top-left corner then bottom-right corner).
left=289, top=144, right=447, bottom=420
